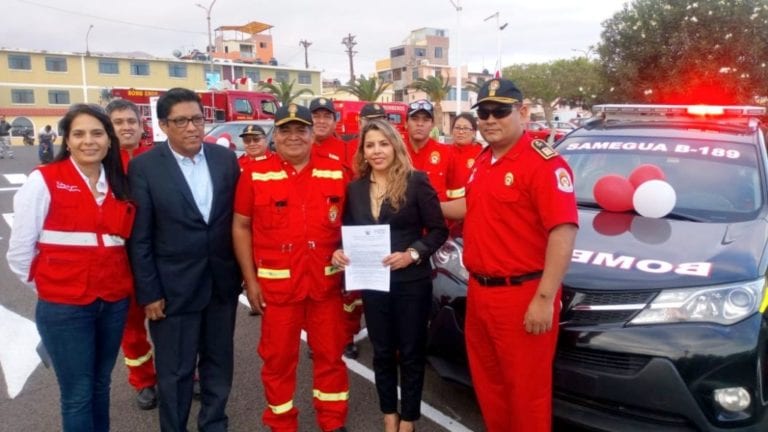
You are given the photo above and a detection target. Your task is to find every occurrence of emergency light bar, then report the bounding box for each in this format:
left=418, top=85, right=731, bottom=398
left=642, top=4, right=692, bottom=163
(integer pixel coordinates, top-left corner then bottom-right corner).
left=592, top=104, right=766, bottom=127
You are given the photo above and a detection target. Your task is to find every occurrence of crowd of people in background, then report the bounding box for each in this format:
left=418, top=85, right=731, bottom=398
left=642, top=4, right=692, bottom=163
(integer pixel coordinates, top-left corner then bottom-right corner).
left=5, top=78, right=578, bottom=432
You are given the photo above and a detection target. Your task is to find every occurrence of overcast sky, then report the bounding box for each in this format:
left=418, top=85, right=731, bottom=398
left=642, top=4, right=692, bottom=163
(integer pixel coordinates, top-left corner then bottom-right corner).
left=3, top=0, right=628, bottom=80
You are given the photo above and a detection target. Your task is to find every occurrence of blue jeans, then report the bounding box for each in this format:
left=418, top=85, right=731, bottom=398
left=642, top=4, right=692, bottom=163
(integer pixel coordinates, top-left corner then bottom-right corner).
left=36, top=297, right=129, bottom=432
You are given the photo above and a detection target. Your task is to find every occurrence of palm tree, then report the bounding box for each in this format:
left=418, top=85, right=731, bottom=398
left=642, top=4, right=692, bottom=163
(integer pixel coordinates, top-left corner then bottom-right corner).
left=408, top=74, right=451, bottom=132
left=257, top=79, right=314, bottom=106
left=340, top=75, right=391, bottom=102
left=463, top=80, right=484, bottom=95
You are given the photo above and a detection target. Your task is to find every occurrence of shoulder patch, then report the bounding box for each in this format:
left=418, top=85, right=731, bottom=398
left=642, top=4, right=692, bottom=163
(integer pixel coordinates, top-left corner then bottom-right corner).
left=531, top=139, right=557, bottom=160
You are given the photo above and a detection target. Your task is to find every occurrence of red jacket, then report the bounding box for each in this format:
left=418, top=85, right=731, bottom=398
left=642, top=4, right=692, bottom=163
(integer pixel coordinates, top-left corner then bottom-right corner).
left=406, top=137, right=454, bottom=201
left=30, top=160, right=135, bottom=304
left=234, top=154, right=348, bottom=304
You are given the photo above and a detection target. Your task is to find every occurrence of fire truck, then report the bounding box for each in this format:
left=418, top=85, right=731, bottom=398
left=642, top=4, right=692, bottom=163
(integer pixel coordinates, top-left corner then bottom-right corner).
left=332, top=100, right=409, bottom=141
left=110, top=88, right=279, bottom=144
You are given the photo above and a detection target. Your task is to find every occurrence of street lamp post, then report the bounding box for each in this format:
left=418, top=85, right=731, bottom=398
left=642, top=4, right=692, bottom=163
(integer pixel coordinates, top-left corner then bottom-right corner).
left=81, top=24, right=94, bottom=103
left=484, top=12, right=508, bottom=77
left=449, top=0, right=462, bottom=117
left=196, top=0, right=217, bottom=87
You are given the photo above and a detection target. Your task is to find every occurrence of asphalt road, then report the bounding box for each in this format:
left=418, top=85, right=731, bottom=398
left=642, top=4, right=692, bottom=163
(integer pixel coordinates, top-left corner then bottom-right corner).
left=0, top=145, right=485, bottom=432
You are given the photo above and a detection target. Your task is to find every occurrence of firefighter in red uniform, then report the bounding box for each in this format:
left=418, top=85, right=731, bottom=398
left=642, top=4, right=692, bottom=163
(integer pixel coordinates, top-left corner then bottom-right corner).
left=237, top=124, right=271, bottom=171
left=233, top=103, right=350, bottom=432
left=105, top=99, right=158, bottom=410
left=310, top=97, right=356, bottom=170
left=446, top=113, right=482, bottom=202
left=405, top=99, right=454, bottom=202
left=462, top=79, right=578, bottom=432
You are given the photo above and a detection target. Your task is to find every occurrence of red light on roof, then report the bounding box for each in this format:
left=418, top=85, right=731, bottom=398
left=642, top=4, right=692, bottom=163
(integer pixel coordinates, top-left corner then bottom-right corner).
left=687, top=106, right=724, bottom=116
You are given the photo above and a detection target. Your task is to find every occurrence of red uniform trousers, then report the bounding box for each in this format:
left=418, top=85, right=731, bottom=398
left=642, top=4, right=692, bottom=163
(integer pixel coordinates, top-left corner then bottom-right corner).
left=121, top=294, right=157, bottom=390
left=465, top=278, right=561, bottom=432
left=259, top=295, right=349, bottom=432
left=342, top=291, right=363, bottom=342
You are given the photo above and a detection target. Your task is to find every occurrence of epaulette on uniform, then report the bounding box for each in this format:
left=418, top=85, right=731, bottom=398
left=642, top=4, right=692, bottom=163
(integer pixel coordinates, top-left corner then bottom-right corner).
left=531, top=139, right=557, bottom=160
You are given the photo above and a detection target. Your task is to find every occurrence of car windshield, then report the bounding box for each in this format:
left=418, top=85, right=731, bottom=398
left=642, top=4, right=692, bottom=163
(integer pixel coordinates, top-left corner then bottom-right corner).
left=559, top=135, right=763, bottom=222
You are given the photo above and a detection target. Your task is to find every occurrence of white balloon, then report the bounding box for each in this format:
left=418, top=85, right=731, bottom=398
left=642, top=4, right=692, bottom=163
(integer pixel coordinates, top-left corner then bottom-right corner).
left=215, top=137, right=231, bottom=148
left=633, top=180, right=676, bottom=218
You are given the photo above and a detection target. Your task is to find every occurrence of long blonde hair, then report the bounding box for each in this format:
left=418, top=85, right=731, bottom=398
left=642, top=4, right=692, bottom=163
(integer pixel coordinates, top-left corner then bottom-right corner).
left=354, top=119, right=413, bottom=212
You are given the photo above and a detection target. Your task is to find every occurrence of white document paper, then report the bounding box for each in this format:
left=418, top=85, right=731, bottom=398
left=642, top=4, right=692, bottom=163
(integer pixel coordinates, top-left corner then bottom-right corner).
left=342, top=224, right=391, bottom=292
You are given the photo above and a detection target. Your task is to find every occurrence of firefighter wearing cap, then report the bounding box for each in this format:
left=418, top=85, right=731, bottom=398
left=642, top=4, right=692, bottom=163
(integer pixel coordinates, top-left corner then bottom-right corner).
left=233, top=103, right=350, bottom=432
left=405, top=99, right=454, bottom=202
left=310, top=97, right=355, bottom=171
left=238, top=123, right=270, bottom=171
left=463, top=79, right=578, bottom=432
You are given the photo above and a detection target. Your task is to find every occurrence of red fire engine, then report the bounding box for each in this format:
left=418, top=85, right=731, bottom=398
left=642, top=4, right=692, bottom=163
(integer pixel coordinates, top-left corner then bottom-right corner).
left=332, top=100, right=409, bottom=141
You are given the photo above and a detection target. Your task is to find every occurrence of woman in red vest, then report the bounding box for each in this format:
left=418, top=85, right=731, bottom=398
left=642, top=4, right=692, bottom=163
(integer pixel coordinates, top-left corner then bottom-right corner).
left=7, top=104, right=134, bottom=432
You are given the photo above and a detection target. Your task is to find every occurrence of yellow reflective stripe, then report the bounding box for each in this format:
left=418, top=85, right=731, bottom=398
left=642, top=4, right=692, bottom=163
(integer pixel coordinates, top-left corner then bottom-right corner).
left=312, top=389, right=349, bottom=402
left=343, top=299, right=363, bottom=313
left=325, top=265, right=342, bottom=276
left=251, top=171, right=288, bottom=181
left=268, top=400, right=294, bottom=414
left=446, top=187, right=466, bottom=199
left=760, top=283, right=768, bottom=313
left=257, top=267, right=291, bottom=279
left=311, top=169, right=344, bottom=180
left=124, top=349, right=153, bottom=367
left=39, top=230, right=98, bottom=246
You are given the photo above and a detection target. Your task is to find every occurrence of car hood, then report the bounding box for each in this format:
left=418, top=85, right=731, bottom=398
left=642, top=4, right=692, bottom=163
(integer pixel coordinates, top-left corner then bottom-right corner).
left=565, top=210, right=768, bottom=290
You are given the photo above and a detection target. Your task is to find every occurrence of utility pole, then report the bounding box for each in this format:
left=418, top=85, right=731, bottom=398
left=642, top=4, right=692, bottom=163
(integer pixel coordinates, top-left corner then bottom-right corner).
left=341, top=33, right=357, bottom=84
left=449, top=0, right=462, bottom=116
left=299, top=39, right=312, bottom=69
left=484, top=12, right=508, bottom=77
left=196, top=0, right=217, bottom=86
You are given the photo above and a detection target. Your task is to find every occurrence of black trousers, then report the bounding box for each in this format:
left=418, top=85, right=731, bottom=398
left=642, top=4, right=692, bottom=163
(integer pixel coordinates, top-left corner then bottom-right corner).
left=362, top=278, right=433, bottom=421
left=149, top=293, right=238, bottom=432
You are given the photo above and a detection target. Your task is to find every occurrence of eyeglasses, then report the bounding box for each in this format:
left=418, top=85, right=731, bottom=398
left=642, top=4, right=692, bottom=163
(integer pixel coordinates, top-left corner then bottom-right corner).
left=166, top=116, right=205, bottom=128
left=453, top=126, right=474, bottom=133
left=477, top=106, right=515, bottom=120
left=409, top=101, right=433, bottom=112
left=242, top=135, right=265, bottom=143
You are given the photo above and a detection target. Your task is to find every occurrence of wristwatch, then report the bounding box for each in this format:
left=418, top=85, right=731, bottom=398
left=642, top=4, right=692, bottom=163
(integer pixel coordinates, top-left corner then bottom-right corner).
left=407, top=248, right=421, bottom=264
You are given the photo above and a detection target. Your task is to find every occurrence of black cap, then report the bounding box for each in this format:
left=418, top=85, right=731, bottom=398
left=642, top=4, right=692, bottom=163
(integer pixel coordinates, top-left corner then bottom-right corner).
left=239, top=124, right=266, bottom=137
left=274, top=103, right=313, bottom=127
left=360, top=103, right=386, bottom=119
left=407, top=99, right=434, bottom=118
left=309, top=97, right=336, bottom=114
left=472, top=78, right=524, bottom=108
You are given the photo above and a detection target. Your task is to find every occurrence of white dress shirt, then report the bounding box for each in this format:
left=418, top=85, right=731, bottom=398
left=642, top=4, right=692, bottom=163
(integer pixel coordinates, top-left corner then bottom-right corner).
left=6, top=158, right=107, bottom=288
left=168, top=144, right=213, bottom=223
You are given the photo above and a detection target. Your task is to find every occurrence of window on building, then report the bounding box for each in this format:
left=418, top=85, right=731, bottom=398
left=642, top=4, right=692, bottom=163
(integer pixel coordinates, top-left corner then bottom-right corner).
left=45, top=56, right=68, bottom=72
left=436, top=29, right=446, bottom=37
left=259, top=42, right=268, bottom=49
left=390, top=47, right=405, bottom=58
left=10, top=117, right=34, bottom=137
left=48, top=90, right=70, bottom=105
left=447, top=88, right=469, bottom=102
left=8, top=54, right=31, bottom=70
left=130, top=61, right=150, bottom=76
left=275, top=70, right=289, bottom=83
left=435, top=47, right=443, bottom=58
left=412, top=69, right=419, bottom=80
left=168, top=63, right=187, bottom=78
left=392, top=69, right=402, bottom=81
left=11, top=89, right=35, bottom=104
left=99, top=59, right=119, bottom=74
left=414, top=48, right=427, bottom=57
left=245, top=69, right=260, bottom=82
left=298, top=72, right=311, bottom=85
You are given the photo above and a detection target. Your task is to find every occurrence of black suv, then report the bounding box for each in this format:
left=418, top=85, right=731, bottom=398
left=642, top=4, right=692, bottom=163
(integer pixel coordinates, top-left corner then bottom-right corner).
left=428, top=105, right=768, bottom=431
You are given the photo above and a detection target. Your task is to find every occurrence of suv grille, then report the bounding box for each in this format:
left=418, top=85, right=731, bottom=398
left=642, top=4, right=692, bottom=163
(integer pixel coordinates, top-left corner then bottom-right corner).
left=560, top=288, right=657, bottom=325
left=556, top=347, right=650, bottom=376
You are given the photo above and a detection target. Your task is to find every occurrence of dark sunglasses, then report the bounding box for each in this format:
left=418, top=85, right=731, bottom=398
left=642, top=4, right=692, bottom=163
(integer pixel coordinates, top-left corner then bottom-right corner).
left=477, top=106, right=515, bottom=120
left=409, top=101, right=433, bottom=112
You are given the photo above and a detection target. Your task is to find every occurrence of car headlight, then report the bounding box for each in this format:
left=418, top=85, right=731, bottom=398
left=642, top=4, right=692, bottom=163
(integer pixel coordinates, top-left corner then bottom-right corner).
left=431, top=238, right=469, bottom=283
left=629, top=278, right=765, bottom=325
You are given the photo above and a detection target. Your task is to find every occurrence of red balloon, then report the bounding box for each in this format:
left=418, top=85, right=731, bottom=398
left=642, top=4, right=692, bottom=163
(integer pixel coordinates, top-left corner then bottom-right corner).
left=592, top=211, right=633, bottom=236
left=628, top=164, right=666, bottom=188
left=593, top=174, right=635, bottom=212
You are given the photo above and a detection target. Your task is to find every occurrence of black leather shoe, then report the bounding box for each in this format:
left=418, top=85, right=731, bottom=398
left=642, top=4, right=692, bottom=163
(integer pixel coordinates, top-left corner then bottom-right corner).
left=343, top=342, right=359, bottom=359
left=136, top=386, right=158, bottom=410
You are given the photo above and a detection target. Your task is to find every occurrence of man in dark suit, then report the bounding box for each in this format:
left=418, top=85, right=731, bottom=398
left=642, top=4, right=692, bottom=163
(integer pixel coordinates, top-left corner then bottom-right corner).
left=129, top=87, right=242, bottom=432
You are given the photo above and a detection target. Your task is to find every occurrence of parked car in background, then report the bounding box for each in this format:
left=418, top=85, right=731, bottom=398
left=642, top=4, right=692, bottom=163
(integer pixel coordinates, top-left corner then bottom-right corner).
left=428, top=104, right=768, bottom=431
left=538, top=120, right=576, bottom=135
left=203, top=120, right=274, bottom=156
left=524, top=121, right=566, bottom=142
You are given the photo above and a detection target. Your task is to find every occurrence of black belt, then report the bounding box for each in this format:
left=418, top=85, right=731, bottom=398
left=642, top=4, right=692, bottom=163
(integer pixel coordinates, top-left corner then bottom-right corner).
left=471, top=271, right=543, bottom=287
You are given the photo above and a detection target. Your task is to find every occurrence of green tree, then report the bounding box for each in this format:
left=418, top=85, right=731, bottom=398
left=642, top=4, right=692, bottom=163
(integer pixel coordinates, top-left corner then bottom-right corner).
left=598, top=0, right=768, bottom=103
left=408, top=74, right=452, bottom=132
left=340, top=75, right=391, bottom=101
left=257, top=79, right=314, bottom=106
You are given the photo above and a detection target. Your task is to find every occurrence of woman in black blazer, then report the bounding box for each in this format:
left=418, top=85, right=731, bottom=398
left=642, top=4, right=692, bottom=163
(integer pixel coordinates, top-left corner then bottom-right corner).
left=332, top=119, right=448, bottom=432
